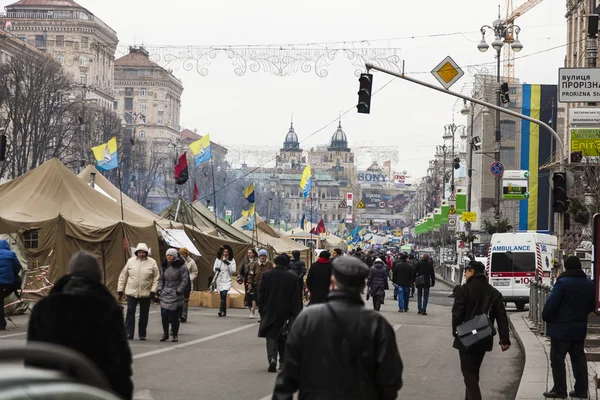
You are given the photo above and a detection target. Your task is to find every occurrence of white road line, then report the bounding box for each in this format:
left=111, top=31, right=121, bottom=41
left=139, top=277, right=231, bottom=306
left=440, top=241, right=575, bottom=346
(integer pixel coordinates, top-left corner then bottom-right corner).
left=393, top=324, right=401, bottom=331
left=132, top=323, right=256, bottom=360
left=0, top=332, right=26, bottom=339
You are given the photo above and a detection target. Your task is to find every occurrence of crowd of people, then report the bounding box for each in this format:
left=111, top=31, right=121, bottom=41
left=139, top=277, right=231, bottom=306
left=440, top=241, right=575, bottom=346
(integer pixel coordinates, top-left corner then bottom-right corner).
left=1, top=236, right=594, bottom=400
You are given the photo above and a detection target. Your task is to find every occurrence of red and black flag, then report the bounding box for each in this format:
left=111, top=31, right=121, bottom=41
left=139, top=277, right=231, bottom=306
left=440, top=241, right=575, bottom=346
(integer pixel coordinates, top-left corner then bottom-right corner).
left=174, top=153, right=189, bottom=185
left=192, top=181, right=199, bottom=202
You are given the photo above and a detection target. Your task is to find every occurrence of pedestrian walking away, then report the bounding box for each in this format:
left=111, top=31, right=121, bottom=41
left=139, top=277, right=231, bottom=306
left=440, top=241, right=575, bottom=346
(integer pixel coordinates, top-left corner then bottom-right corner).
left=247, top=249, right=274, bottom=318
left=117, top=243, right=160, bottom=341
left=452, top=260, right=510, bottom=400
left=258, top=254, right=302, bottom=373
left=306, top=250, right=333, bottom=305
left=211, top=245, right=237, bottom=317
left=0, top=239, right=22, bottom=330
left=158, top=248, right=189, bottom=342
left=392, top=253, right=414, bottom=312
left=408, top=254, right=416, bottom=298
left=239, top=248, right=258, bottom=312
left=415, top=254, right=435, bottom=315
left=290, top=250, right=306, bottom=298
left=179, top=247, right=198, bottom=323
left=367, top=257, right=388, bottom=311
left=28, top=252, right=133, bottom=400
left=273, top=255, right=403, bottom=399
left=542, top=256, right=595, bottom=399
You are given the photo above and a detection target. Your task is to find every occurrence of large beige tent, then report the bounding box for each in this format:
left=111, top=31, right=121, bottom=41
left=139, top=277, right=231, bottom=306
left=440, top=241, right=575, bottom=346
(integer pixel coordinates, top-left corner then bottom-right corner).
left=232, top=213, right=310, bottom=264
left=0, top=159, right=162, bottom=294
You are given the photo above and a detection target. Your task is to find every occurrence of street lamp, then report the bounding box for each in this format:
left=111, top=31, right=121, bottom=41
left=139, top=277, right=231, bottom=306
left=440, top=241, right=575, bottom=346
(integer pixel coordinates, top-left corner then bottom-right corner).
left=68, top=84, right=97, bottom=172
left=121, top=111, right=146, bottom=200
left=478, top=10, right=522, bottom=220
left=443, top=123, right=466, bottom=194
left=436, top=144, right=449, bottom=199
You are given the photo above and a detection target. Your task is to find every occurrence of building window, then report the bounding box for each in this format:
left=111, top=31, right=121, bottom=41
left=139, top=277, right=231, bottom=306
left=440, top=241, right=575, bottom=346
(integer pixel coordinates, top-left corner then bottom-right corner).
left=24, top=230, right=39, bottom=249
left=158, top=131, right=163, bottom=137
left=79, top=55, right=88, bottom=67
left=56, top=35, right=64, bottom=47
left=140, top=88, right=147, bottom=96
left=80, top=73, right=87, bottom=84
left=113, top=88, right=119, bottom=96
left=159, top=89, right=165, bottom=99
left=17, top=35, right=26, bottom=43
left=113, top=101, right=118, bottom=110
left=157, top=116, right=163, bottom=125
left=139, top=114, right=146, bottom=124
left=125, top=87, right=134, bottom=97
left=508, top=101, right=517, bottom=109
left=139, top=130, right=146, bottom=139
left=158, top=104, right=164, bottom=112
left=81, top=36, right=88, bottom=49
left=501, top=147, right=516, bottom=165
left=124, top=98, right=133, bottom=111
left=56, top=55, right=65, bottom=65
left=139, top=103, right=146, bottom=111
left=34, top=35, right=46, bottom=48
left=500, top=120, right=517, bottom=141
left=509, top=87, right=517, bottom=95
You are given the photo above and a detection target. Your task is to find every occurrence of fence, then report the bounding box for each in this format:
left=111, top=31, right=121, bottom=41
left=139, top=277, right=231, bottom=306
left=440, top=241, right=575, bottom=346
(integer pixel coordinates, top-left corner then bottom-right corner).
left=529, top=281, right=552, bottom=335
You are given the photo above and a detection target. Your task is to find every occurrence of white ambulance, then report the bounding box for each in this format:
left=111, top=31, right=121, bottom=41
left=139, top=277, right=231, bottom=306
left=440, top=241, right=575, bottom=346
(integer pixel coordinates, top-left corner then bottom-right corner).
left=486, top=232, right=557, bottom=310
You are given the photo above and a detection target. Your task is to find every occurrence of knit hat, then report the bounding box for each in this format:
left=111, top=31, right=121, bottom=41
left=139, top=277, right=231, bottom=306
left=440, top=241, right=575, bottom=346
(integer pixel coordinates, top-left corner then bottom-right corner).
left=319, top=250, right=331, bottom=259
left=166, top=248, right=178, bottom=258
left=68, top=251, right=102, bottom=283
left=258, top=249, right=268, bottom=257
left=274, top=255, right=289, bottom=266
left=564, top=255, right=582, bottom=270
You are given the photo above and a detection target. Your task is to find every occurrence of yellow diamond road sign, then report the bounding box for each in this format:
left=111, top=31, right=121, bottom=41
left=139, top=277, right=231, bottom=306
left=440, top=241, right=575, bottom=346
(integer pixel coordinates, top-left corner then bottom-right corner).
left=357, top=200, right=366, bottom=209
left=432, top=56, right=464, bottom=90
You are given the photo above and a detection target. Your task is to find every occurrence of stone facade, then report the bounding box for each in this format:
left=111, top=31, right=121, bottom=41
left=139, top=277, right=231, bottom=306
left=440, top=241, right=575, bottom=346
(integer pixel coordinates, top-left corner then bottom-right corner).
left=3, top=0, right=119, bottom=109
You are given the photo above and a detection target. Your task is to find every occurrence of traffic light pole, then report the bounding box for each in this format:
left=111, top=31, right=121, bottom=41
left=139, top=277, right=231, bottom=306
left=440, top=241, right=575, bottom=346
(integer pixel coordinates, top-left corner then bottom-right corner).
left=364, top=62, right=566, bottom=264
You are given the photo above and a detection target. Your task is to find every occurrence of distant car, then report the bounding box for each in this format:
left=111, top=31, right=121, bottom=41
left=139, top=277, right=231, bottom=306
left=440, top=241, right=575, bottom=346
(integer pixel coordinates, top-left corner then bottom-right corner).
left=0, top=343, right=120, bottom=399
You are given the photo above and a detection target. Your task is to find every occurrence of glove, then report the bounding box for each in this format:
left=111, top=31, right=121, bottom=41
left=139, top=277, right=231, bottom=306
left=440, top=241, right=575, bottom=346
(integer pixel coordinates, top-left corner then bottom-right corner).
left=117, top=291, right=124, bottom=297
left=150, top=292, right=156, bottom=299
left=157, top=290, right=162, bottom=296
left=176, top=291, right=182, bottom=296
left=215, top=267, right=221, bottom=272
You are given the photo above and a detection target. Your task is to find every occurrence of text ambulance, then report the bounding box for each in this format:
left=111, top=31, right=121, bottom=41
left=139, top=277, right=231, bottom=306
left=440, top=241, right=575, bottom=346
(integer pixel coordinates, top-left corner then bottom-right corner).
left=486, top=232, right=557, bottom=311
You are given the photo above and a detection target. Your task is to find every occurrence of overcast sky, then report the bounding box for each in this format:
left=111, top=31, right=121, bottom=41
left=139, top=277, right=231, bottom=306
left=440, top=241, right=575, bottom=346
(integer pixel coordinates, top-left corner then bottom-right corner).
left=2, top=0, right=566, bottom=177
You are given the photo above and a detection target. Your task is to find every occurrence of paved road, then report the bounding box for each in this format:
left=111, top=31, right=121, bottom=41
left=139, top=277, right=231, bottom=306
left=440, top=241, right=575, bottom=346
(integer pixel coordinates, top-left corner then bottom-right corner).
left=0, top=280, right=524, bottom=399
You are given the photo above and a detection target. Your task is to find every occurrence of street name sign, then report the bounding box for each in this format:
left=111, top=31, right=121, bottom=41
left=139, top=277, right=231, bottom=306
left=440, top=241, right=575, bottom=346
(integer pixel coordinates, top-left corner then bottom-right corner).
left=559, top=68, right=600, bottom=103
left=431, top=56, right=464, bottom=90
left=569, top=107, right=600, bottom=125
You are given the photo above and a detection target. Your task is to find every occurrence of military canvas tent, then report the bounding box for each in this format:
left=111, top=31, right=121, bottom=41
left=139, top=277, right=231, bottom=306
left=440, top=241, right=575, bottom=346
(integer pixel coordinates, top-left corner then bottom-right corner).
left=0, top=159, right=162, bottom=294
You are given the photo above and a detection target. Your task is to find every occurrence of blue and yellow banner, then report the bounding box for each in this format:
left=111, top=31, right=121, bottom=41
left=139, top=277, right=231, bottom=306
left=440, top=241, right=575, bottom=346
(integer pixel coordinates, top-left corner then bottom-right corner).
left=519, top=84, right=557, bottom=231
left=91, top=137, right=118, bottom=171
left=189, top=134, right=212, bottom=166
left=244, top=183, right=255, bottom=203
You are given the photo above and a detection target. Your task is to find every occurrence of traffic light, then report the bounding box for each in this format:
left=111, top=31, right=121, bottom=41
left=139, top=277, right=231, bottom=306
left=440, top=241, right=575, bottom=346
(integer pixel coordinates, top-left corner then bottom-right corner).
left=357, top=73, right=373, bottom=114
left=552, top=172, right=568, bottom=213
left=500, top=82, right=510, bottom=104
left=571, top=151, right=583, bottom=163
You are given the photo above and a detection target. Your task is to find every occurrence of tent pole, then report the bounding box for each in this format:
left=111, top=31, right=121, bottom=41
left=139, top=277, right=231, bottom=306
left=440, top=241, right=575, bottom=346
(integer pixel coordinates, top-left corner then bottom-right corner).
left=117, top=163, right=124, bottom=222
left=174, top=198, right=182, bottom=222
left=210, top=158, right=218, bottom=225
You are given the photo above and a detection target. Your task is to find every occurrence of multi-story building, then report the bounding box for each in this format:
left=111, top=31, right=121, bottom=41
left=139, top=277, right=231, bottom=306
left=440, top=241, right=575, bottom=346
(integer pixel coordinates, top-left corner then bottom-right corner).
left=114, top=46, right=183, bottom=147
left=3, top=0, right=119, bottom=109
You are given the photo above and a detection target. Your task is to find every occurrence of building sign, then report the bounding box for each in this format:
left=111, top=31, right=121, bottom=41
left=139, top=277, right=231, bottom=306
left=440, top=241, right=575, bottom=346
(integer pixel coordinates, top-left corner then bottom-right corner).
left=357, top=172, right=388, bottom=182
left=570, top=128, right=600, bottom=157
left=346, top=192, right=353, bottom=223
left=559, top=68, right=600, bottom=103
left=502, top=170, right=530, bottom=200
left=569, top=107, right=600, bottom=124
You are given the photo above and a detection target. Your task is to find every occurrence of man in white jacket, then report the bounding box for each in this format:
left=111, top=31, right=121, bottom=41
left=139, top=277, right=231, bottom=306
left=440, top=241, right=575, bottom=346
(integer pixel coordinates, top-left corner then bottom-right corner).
left=118, top=243, right=160, bottom=341
left=179, top=248, right=198, bottom=323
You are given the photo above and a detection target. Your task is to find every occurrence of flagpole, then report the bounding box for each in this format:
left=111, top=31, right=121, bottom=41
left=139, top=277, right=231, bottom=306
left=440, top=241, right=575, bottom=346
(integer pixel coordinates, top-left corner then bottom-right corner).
left=117, top=162, right=125, bottom=222
left=210, top=157, right=218, bottom=225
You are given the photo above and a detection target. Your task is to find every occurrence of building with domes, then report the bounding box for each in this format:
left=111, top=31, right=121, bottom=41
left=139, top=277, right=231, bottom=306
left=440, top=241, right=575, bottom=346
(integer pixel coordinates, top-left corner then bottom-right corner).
left=279, top=122, right=305, bottom=169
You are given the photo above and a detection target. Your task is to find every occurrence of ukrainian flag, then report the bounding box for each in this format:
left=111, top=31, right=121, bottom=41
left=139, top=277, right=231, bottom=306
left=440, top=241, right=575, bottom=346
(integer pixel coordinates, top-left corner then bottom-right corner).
left=300, top=164, right=312, bottom=197
left=189, top=134, right=212, bottom=166
left=244, top=183, right=255, bottom=203
left=91, top=137, right=118, bottom=171
left=241, top=203, right=255, bottom=217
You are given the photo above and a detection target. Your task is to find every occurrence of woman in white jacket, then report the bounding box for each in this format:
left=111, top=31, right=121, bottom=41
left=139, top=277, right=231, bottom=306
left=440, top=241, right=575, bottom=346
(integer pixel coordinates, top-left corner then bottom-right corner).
left=212, top=245, right=236, bottom=317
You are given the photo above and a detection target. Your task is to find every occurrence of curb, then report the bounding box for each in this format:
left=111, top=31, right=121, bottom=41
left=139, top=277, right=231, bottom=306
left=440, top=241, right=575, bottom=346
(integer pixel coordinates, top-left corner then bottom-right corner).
left=435, top=274, right=458, bottom=289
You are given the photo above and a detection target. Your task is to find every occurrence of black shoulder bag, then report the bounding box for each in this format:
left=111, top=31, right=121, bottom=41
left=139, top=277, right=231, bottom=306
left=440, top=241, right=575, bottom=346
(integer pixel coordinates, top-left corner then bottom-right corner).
left=455, top=290, right=496, bottom=350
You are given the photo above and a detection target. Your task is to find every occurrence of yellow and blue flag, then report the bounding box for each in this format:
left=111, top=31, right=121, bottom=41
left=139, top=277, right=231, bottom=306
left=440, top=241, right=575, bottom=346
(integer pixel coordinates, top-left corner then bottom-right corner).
left=244, top=183, right=255, bottom=203
left=300, top=164, right=312, bottom=197
left=91, top=137, right=118, bottom=171
left=189, top=134, right=212, bottom=166
left=241, top=203, right=255, bottom=218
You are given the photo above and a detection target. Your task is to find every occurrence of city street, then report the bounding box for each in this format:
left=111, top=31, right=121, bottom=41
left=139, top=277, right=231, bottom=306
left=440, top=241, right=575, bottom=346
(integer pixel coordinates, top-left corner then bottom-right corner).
left=0, top=280, right=524, bottom=399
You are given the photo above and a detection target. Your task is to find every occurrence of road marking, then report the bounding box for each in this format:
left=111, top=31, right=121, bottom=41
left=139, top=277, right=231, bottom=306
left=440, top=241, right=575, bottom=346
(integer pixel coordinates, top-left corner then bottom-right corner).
left=0, top=332, right=26, bottom=339
left=132, top=323, right=256, bottom=360
left=133, top=389, right=154, bottom=400
left=393, top=324, right=401, bottom=331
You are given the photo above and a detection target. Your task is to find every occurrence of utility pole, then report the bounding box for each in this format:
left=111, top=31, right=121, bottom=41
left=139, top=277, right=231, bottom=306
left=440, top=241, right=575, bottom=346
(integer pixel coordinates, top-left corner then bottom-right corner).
left=588, top=1, right=598, bottom=107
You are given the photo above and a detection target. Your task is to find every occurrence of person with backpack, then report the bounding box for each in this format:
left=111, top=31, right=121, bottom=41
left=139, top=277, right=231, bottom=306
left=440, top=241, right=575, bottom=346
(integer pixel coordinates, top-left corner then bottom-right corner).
left=0, top=240, right=21, bottom=331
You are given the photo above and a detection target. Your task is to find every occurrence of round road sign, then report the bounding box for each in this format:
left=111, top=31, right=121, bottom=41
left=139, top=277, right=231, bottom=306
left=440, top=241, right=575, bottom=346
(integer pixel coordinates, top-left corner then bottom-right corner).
left=490, top=161, right=505, bottom=176
left=378, top=201, right=386, bottom=209
left=448, top=217, right=457, bottom=226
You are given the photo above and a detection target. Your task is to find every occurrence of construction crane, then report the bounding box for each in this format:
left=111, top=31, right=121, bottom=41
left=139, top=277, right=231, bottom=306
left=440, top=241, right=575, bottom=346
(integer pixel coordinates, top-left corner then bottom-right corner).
left=503, top=0, right=544, bottom=83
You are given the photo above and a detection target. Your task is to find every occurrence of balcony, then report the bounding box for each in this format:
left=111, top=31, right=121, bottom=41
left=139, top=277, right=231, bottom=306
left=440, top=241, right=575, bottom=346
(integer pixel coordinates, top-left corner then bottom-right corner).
left=4, top=10, right=116, bottom=37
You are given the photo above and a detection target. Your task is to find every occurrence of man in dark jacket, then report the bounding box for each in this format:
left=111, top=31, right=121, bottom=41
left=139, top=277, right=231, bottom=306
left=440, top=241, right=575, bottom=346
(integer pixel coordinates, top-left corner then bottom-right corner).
left=306, top=250, right=333, bottom=305
left=28, top=252, right=133, bottom=400
left=415, top=254, right=435, bottom=315
left=0, top=240, right=21, bottom=330
left=452, top=260, right=510, bottom=400
left=392, top=254, right=414, bottom=312
left=290, top=250, right=307, bottom=298
left=542, top=256, right=595, bottom=399
left=367, top=258, right=388, bottom=311
left=273, top=255, right=403, bottom=399
left=258, top=254, right=302, bottom=373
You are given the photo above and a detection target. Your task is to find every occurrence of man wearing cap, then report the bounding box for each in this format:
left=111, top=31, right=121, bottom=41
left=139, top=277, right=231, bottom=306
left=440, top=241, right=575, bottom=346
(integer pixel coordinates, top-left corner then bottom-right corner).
left=542, top=256, right=595, bottom=399
left=258, top=254, right=302, bottom=373
left=248, top=249, right=274, bottom=318
left=452, top=260, right=510, bottom=400
left=179, top=248, right=198, bottom=323
left=306, top=250, right=333, bottom=305
left=273, top=255, right=403, bottom=398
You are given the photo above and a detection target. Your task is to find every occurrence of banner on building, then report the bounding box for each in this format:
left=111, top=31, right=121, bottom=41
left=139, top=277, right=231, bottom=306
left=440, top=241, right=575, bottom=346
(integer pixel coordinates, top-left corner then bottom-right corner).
left=346, top=193, right=353, bottom=223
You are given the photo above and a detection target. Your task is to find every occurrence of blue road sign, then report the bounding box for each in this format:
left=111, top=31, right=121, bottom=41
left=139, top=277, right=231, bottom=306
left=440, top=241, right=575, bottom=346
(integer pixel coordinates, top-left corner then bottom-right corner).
left=490, top=161, right=504, bottom=176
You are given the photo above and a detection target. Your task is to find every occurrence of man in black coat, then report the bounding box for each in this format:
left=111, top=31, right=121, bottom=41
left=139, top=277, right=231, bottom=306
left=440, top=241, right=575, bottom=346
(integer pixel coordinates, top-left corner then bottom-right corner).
left=273, top=255, right=403, bottom=399
left=306, top=250, right=333, bottom=305
left=452, top=261, right=510, bottom=400
left=542, top=256, right=595, bottom=399
left=415, top=254, right=435, bottom=315
left=392, top=253, right=414, bottom=312
left=258, top=254, right=302, bottom=373
left=27, top=252, right=133, bottom=400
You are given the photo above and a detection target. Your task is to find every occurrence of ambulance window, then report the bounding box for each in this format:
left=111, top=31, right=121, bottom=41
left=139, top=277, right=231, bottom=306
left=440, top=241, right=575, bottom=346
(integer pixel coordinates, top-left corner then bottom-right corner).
left=513, top=253, right=535, bottom=272
left=491, top=253, right=513, bottom=272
